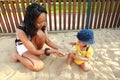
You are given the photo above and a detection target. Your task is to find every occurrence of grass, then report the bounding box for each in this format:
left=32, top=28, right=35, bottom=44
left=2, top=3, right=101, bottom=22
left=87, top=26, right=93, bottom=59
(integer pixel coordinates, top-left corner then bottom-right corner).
left=46, top=2, right=88, bottom=14
left=0, top=2, right=88, bottom=14
left=0, top=1, right=111, bottom=15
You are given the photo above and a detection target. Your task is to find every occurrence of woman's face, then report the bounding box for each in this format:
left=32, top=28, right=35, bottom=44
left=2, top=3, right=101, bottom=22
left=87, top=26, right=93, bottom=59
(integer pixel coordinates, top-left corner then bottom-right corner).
left=36, top=13, right=47, bottom=30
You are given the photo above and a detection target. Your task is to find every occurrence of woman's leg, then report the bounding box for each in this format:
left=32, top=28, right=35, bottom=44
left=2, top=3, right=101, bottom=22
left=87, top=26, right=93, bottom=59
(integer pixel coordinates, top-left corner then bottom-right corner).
left=13, top=30, right=46, bottom=71
left=79, top=62, right=91, bottom=72
left=13, top=51, right=44, bottom=72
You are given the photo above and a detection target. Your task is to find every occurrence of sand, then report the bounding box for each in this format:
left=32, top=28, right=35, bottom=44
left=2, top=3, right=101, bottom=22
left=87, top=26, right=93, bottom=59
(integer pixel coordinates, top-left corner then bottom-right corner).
left=0, top=29, right=120, bottom=80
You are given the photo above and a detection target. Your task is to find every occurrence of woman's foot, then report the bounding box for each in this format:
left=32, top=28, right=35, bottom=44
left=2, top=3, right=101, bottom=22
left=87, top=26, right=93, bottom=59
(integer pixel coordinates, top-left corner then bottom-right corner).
left=12, top=52, right=19, bottom=62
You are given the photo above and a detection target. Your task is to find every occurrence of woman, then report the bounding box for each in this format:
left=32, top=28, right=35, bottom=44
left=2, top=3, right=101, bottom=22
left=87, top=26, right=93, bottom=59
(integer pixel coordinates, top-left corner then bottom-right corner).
left=13, top=3, right=64, bottom=72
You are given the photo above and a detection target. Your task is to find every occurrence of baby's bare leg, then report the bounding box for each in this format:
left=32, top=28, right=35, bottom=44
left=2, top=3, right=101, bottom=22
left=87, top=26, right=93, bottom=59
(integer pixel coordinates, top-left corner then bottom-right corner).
left=79, top=62, right=91, bottom=72
left=66, top=53, right=74, bottom=65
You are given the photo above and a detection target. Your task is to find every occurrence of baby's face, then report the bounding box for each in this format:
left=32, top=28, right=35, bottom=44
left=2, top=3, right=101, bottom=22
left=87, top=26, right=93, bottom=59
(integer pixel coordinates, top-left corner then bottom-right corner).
left=78, top=40, right=89, bottom=49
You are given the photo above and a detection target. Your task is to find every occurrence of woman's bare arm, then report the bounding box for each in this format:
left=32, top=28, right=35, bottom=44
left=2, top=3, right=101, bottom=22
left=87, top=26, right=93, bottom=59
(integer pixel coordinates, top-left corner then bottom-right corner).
left=45, top=28, right=61, bottom=49
left=17, top=29, right=44, bottom=56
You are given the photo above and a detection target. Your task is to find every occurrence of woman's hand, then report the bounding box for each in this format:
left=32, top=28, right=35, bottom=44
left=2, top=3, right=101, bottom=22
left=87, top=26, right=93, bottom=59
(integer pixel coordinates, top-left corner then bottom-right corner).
left=54, top=50, right=65, bottom=57
left=47, top=49, right=65, bottom=57
left=57, top=47, right=70, bottom=56
left=56, top=50, right=65, bottom=57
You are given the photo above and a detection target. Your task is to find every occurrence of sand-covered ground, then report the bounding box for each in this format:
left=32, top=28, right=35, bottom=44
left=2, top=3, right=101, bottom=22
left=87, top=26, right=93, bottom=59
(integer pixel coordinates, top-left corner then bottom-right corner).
left=0, top=29, right=120, bottom=80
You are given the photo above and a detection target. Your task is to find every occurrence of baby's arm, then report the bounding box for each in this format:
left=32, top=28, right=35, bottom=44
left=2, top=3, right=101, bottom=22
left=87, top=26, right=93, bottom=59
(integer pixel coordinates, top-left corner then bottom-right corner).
left=74, top=55, right=90, bottom=61
left=69, top=42, right=76, bottom=46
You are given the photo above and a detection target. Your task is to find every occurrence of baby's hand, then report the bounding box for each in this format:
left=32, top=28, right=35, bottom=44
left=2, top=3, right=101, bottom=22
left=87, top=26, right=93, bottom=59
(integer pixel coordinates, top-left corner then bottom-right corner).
left=69, top=42, right=76, bottom=47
